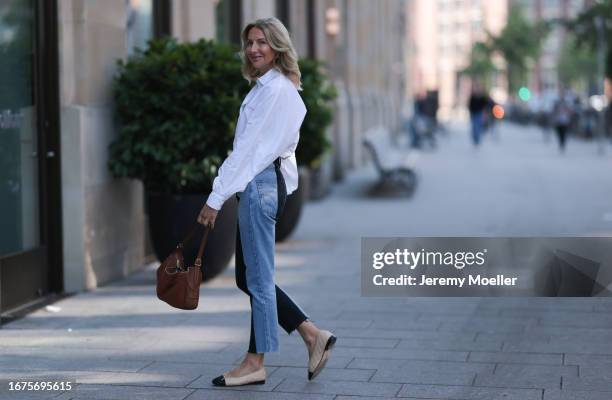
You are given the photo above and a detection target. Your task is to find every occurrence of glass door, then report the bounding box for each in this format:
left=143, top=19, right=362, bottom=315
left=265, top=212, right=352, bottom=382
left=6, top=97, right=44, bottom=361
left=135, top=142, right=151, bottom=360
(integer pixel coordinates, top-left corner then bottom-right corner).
left=0, top=0, right=60, bottom=316
left=0, top=1, right=40, bottom=256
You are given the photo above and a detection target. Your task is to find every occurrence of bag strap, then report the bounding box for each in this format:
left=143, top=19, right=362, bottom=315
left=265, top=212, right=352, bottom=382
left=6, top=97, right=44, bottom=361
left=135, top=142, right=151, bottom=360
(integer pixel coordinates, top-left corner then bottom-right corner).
left=177, top=224, right=210, bottom=268
left=194, top=228, right=209, bottom=268
left=178, top=225, right=198, bottom=249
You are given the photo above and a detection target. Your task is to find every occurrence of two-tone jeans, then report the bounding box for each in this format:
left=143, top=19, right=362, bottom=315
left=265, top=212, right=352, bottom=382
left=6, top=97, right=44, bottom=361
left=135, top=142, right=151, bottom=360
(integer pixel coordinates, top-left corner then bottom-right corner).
left=235, top=158, right=309, bottom=353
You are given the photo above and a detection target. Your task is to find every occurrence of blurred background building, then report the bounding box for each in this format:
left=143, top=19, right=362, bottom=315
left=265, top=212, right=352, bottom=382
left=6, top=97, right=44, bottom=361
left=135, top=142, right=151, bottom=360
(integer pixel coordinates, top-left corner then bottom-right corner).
left=407, top=0, right=508, bottom=119
left=0, top=0, right=406, bottom=315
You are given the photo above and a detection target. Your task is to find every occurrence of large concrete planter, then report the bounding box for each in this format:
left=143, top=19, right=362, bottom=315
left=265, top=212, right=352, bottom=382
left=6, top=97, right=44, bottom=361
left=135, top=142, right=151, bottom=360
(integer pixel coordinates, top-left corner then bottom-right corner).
left=275, top=168, right=309, bottom=242
left=146, top=193, right=237, bottom=281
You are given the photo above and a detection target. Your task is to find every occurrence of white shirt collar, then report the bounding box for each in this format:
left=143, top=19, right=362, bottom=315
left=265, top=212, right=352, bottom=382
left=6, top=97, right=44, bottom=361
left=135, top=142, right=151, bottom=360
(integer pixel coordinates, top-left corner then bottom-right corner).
left=256, top=68, right=280, bottom=86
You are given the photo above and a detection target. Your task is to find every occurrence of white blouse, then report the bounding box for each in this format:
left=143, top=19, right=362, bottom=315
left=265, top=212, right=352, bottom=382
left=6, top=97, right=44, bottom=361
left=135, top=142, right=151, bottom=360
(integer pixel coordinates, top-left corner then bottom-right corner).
left=205, top=68, right=307, bottom=210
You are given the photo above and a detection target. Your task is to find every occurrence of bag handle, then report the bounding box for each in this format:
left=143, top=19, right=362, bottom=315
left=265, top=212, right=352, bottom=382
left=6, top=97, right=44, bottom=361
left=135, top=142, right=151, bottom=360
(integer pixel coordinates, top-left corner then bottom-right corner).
left=177, top=224, right=210, bottom=268
left=194, top=227, right=209, bottom=267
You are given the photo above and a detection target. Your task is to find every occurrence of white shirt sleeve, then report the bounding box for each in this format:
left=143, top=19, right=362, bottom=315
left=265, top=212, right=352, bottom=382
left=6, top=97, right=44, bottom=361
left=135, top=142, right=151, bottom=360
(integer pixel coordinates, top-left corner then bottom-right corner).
left=205, top=83, right=306, bottom=210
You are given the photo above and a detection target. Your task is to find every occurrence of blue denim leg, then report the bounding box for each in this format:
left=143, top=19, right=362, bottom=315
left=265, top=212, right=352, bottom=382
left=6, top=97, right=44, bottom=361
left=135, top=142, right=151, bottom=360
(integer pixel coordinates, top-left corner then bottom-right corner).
left=471, top=112, right=484, bottom=146
left=237, top=164, right=280, bottom=353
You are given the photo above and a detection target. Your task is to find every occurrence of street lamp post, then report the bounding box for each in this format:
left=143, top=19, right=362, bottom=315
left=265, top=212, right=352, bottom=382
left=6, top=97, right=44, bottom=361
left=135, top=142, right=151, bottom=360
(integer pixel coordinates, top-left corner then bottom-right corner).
left=595, top=16, right=607, bottom=155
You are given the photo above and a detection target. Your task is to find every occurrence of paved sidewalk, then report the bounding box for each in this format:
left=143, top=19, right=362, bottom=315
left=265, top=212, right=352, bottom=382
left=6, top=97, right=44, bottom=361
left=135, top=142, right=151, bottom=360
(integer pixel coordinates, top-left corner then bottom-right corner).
left=2, top=123, right=612, bottom=399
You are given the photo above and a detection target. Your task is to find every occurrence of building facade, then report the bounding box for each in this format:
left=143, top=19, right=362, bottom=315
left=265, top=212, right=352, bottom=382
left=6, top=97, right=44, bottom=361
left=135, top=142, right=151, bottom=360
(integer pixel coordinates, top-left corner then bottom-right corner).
left=0, top=0, right=407, bottom=317
left=407, top=0, right=508, bottom=119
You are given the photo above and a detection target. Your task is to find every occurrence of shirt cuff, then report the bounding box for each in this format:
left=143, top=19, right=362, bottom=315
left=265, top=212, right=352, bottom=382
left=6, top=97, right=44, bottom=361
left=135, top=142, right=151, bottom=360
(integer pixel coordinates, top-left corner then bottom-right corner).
left=205, top=191, right=225, bottom=211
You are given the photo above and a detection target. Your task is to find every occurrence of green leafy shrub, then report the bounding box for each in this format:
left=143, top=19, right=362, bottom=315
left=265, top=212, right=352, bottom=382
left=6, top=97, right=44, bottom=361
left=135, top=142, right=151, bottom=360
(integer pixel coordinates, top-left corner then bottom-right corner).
left=108, top=37, right=249, bottom=194
left=297, top=59, right=337, bottom=168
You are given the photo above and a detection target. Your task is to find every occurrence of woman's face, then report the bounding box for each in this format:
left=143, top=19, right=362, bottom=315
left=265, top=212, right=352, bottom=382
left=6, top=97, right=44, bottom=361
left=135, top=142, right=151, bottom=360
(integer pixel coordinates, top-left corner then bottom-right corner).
left=246, top=27, right=276, bottom=74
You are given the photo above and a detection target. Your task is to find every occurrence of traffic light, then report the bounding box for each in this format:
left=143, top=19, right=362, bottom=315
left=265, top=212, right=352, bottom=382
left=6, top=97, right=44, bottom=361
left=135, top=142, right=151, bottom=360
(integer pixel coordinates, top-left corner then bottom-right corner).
left=518, top=87, right=531, bottom=102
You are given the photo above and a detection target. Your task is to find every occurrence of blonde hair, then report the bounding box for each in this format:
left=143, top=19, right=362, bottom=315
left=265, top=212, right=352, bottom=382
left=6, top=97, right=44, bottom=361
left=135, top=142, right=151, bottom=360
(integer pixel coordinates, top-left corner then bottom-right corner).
left=240, top=17, right=302, bottom=90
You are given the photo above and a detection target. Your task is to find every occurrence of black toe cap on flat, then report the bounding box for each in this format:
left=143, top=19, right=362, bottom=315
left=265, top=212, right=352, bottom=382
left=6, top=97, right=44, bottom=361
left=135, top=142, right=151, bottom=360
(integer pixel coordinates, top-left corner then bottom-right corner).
left=212, top=375, right=226, bottom=387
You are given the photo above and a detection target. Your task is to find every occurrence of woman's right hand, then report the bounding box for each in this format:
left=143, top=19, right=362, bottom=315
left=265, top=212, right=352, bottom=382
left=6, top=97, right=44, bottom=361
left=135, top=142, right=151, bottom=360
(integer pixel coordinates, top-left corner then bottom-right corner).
left=197, top=204, right=218, bottom=229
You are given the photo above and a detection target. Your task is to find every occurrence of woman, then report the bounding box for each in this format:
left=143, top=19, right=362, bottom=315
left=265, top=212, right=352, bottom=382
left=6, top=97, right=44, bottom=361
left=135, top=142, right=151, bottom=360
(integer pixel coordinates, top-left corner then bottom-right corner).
left=197, top=17, right=337, bottom=387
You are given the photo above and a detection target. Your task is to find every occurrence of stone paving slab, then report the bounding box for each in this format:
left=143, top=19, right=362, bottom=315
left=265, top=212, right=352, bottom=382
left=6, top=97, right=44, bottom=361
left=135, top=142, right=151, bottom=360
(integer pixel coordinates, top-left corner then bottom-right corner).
left=544, top=388, right=612, bottom=400
left=335, top=337, right=399, bottom=348
left=564, top=353, right=612, bottom=378
left=438, top=320, right=539, bottom=333
left=273, top=377, right=402, bottom=396
left=370, top=369, right=476, bottom=386
left=395, top=338, right=503, bottom=352
left=397, top=383, right=543, bottom=400
left=538, top=314, right=612, bottom=328
left=53, top=384, right=194, bottom=399
left=502, top=340, right=612, bottom=355
left=495, top=364, right=578, bottom=377
left=0, top=394, right=65, bottom=400
left=562, top=375, right=612, bottom=392
left=332, top=327, right=473, bottom=341
left=0, top=328, right=143, bottom=349
left=336, top=317, right=439, bottom=331
left=267, top=366, right=375, bottom=382
left=474, top=369, right=562, bottom=389
left=467, top=351, right=563, bottom=365
left=184, top=390, right=334, bottom=400
left=107, top=344, right=246, bottom=365
left=346, top=358, right=495, bottom=375
left=80, top=371, right=201, bottom=388
left=138, top=361, right=239, bottom=376
left=335, top=397, right=426, bottom=400
left=0, top=354, right=151, bottom=373
left=333, top=347, right=469, bottom=362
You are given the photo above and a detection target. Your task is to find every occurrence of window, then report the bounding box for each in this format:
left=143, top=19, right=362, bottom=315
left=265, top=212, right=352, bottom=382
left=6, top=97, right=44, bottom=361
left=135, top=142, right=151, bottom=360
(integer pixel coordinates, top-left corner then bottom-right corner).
left=126, top=0, right=154, bottom=56
left=216, top=0, right=242, bottom=45
left=276, top=0, right=290, bottom=30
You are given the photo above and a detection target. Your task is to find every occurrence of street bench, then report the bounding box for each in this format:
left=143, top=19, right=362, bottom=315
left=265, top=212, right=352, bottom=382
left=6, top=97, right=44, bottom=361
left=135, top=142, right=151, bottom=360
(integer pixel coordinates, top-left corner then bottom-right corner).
left=362, top=138, right=418, bottom=197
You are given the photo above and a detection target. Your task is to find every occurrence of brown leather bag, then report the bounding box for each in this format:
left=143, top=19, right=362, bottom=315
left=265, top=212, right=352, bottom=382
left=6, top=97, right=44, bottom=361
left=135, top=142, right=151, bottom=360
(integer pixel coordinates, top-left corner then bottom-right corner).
left=156, top=225, right=209, bottom=310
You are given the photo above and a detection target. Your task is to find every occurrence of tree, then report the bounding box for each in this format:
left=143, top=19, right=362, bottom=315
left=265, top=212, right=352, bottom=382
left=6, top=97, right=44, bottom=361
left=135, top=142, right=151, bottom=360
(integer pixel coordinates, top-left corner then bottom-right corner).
left=489, top=4, right=550, bottom=94
left=567, top=0, right=612, bottom=80
left=296, top=59, right=337, bottom=169
left=108, top=37, right=250, bottom=194
left=557, top=33, right=598, bottom=93
left=460, top=41, right=497, bottom=89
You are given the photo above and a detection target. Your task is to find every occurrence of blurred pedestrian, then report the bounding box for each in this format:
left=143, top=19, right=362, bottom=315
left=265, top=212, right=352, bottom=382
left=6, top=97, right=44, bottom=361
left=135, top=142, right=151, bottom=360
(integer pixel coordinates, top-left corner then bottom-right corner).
left=482, top=96, right=496, bottom=135
left=552, top=87, right=574, bottom=152
left=410, top=92, right=427, bottom=148
left=468, top=82, right=490, bottom=146
left=197, top=17, right=337, bottom=387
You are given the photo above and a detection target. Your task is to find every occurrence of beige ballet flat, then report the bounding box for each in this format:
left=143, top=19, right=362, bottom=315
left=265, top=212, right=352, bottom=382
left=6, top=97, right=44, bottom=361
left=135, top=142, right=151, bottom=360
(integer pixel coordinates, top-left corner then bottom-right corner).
left=308, top=329, right=337, bottom=380
left=212, top=367, right=266, bottom=387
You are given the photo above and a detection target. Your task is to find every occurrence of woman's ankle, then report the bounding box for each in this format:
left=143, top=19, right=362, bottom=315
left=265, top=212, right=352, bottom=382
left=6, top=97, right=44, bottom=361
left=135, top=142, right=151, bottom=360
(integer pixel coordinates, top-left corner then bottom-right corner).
left=243, top=353, right=264, bottom=369
left=298, top=320, right=320, bottom=347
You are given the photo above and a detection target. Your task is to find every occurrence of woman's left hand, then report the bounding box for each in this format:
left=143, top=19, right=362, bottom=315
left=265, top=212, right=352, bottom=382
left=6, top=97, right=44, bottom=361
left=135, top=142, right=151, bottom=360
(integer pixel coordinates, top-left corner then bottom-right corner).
left=197, top=204, right=218, bottom=229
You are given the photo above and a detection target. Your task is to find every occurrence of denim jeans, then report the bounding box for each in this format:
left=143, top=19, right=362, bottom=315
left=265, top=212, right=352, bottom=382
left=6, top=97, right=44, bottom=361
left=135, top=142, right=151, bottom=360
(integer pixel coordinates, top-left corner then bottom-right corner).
left=470, top=112, right=484, bottom=146
left=235, top=159, right=309, bottom=353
